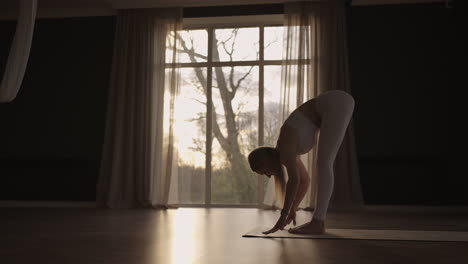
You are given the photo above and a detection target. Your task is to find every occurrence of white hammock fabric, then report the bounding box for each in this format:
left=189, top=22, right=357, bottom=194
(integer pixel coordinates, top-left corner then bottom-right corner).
left=0, top=0, right=37, bottom=103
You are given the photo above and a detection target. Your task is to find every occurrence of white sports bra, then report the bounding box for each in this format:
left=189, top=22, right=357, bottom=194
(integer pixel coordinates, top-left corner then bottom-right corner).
left=283, top=109, right=318, bottom=154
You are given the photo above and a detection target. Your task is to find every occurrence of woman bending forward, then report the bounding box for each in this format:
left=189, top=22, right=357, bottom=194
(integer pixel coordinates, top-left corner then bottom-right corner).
left=248, top=90, right=355, bottom=235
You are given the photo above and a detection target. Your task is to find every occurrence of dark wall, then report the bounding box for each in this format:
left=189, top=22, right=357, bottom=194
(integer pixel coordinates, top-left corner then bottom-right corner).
left=0, top=3, right=462, bottom=205
left=0, top=17, right=115, bottom=201
left=347, top=4, right=461, bottom=205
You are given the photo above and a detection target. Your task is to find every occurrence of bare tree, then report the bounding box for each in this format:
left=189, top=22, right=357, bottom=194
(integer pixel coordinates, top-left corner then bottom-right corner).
left=174, top=28, right=279, bottom=203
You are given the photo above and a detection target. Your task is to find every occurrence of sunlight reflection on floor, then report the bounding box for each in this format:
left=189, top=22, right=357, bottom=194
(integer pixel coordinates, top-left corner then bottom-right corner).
left=170, top=209, right=200, bottom=264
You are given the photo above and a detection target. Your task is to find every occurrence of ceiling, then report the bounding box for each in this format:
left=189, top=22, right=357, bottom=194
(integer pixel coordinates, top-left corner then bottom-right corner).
left=0, top=0, right=448, bottom=19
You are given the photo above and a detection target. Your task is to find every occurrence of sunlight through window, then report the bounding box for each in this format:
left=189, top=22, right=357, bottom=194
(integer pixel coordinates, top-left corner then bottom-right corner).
left=173, top=24, right=283, bottom=205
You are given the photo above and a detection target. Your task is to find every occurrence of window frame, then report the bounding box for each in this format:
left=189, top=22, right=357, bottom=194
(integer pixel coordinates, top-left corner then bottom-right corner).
left=175, top=15, right=284, bottom=208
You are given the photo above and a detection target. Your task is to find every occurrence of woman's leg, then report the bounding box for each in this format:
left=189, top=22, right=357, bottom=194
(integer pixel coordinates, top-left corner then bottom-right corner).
left=289, top=91, right=354, bottom=234
left=313, top=91, right=354, bottom=221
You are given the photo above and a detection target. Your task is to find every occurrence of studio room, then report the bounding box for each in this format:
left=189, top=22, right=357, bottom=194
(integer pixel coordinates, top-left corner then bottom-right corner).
left=0, top=0, right=464, bottom=263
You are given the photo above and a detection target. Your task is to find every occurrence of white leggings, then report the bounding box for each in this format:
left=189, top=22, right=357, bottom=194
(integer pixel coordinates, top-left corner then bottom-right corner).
left=312, top=90, right=355, bottom=221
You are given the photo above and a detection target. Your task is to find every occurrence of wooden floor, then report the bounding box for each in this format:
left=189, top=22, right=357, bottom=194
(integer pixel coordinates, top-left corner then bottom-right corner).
left=1, top=207, right=468, bottom=264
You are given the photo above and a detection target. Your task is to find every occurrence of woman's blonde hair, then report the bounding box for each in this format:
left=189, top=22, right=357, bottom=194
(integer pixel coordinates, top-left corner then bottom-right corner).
left=248, top=147, right=286, bottom=206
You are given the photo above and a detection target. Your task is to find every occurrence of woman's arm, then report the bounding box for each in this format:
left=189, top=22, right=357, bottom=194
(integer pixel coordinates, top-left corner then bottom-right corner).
left=291, top=157, right=310, bottom=212
left=262, top=154, right=299, bottom=235
left=282, top=156, right=301, bottom=216
left=263, top=127, right=300, bottom=234
left=277, top=126, right=301, bottom=216
left=283, top=158, right=310, bottom=226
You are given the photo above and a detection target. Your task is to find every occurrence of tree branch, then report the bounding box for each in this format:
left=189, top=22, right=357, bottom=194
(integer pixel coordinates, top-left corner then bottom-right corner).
left=228, top=67, right=235, bottom=100
left=229, top=29, right=238, bottom=61
left=218, top=29, right=237, bottom=59
left=175, top=49, right=207, bottom=60
left=235, top=65, right=255, bottom=90
left=228, top=65, right=255, bottom=100
left=212, top=113, right=229, bottom=148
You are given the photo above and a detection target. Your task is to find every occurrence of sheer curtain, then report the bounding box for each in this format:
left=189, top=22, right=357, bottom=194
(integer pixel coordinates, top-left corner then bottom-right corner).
left=97, top=8, right=182, bottom=208
left=264, top=0, right=364, bottom=211
left=0, top=0, right=37, bottom=103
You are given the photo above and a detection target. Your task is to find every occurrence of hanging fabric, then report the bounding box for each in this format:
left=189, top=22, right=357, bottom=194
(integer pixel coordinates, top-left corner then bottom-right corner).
left=97, top=8, right=182, bottom=208
left=263, top=0, right=364, bottom=212
left=0, top=0, right=37, bottom=103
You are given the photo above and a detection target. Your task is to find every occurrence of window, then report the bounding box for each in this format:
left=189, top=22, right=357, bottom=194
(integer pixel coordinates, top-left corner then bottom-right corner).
left=172, top=15, right=284, bottom=207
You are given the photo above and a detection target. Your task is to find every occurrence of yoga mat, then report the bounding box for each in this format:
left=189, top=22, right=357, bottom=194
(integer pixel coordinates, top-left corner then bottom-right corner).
left=243, top=227, right=468, bottom=242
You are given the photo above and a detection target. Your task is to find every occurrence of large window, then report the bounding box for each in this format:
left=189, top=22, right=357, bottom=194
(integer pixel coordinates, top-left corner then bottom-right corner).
left=172, top=16, right=284, bottom=206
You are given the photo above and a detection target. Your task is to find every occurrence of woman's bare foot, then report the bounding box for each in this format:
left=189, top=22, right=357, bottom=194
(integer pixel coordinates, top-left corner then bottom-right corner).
left=288, top=218, right=325, bottom=234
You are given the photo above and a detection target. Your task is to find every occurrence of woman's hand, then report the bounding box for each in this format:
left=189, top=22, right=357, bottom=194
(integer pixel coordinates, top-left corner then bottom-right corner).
left=263, top=212, right=288, bottom=235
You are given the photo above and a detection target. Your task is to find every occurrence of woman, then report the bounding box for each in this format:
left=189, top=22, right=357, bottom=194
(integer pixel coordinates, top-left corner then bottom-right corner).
left=248, top=90, right=355, bottom=235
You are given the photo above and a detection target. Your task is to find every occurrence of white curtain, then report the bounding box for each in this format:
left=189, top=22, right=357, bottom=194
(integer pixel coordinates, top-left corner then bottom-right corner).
left=97, top=8, right=182, bottom=208
left=264, top=0, right=364, bottom=211
left=0, top=0, right=37, bottom=103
